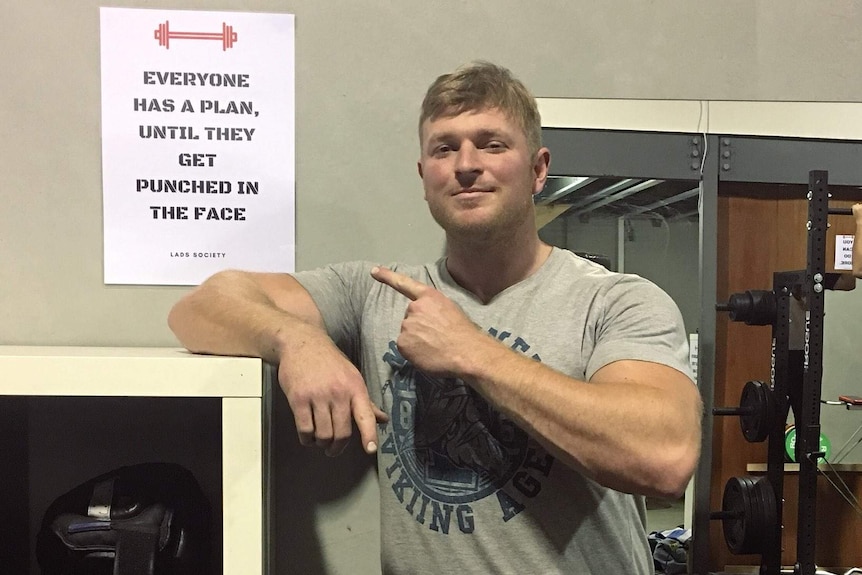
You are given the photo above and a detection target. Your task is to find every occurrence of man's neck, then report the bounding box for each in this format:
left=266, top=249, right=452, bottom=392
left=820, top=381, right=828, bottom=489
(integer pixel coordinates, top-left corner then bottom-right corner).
left=445, top=234, right=552, bottom=304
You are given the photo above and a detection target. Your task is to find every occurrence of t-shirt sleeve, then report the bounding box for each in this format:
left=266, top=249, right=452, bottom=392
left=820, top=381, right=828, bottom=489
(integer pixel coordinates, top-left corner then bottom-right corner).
left=292, top=261, right=377, bottom=363
left=584, top=275, right=694, bottom=383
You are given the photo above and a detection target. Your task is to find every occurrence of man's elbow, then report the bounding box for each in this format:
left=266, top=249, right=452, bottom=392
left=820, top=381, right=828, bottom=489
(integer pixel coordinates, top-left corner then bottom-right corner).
left=635, top=446, right=697, bottom=500
left=648, top=421, right=701, bottom=498
left=166, top=277, right=219, bottom=352
left=656, top=390, right=703, bottom=496
left=167, top=301, right=199, bottom=352
left=656, top=447, right=699, bottom=499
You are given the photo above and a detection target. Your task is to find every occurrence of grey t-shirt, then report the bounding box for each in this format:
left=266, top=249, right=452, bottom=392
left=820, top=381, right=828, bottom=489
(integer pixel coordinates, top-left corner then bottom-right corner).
left=294, top=247, right=692, bottom=575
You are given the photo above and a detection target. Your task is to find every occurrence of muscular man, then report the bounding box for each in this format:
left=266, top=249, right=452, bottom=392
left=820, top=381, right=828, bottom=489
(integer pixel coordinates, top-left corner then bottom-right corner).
left=169, top=61, right=702, bottom=574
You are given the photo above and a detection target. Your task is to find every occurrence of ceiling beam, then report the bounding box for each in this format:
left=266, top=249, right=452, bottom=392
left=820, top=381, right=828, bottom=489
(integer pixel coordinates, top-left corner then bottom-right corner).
left=536, top=176, right=597, bottom=205
left=570, top=179, right=663, bottom=217
left=625, top=186, right=700, bottom=217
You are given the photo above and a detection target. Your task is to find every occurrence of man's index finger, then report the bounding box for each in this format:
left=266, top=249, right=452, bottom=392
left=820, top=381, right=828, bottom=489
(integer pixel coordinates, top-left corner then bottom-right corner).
left=370, top=266, right=428, bottom=301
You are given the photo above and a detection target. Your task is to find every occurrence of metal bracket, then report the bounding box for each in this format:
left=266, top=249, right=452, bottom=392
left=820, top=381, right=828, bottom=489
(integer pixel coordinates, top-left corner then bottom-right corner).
left=720, top=137, right=733, bottom=173
left=689, top=136, right=705, bottom=172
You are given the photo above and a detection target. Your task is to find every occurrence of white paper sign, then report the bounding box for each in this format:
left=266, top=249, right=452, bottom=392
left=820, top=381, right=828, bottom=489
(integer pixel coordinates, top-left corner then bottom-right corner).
left=100, top=7, right=295, bottom=285
left=835, top=234, right=855, bottom=271
left=689, top=333, right=698, bottom=384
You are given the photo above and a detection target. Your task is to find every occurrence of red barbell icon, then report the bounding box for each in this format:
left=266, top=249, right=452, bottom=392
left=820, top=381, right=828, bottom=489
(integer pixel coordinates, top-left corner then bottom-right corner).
left=154, top=21, right=237, bottom=51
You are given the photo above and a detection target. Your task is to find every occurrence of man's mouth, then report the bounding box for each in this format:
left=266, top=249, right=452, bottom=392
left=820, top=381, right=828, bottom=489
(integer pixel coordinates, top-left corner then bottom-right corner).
left=454, top=188, right=491, bottom=196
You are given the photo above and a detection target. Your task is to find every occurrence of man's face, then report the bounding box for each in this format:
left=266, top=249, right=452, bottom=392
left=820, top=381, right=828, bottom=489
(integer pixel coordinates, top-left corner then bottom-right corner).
left=418, top=108, right=549, bottom=240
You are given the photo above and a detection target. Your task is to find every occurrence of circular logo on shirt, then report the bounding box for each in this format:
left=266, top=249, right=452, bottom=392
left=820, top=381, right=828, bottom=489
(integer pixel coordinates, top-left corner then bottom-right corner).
left=387, top=367, right=529, bottom=504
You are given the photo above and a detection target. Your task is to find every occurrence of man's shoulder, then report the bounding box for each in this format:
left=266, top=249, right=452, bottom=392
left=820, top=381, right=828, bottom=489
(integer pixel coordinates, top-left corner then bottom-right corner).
left=546, top=248, right=626, bottom=289
left=548, top=249, right=672, bottom=304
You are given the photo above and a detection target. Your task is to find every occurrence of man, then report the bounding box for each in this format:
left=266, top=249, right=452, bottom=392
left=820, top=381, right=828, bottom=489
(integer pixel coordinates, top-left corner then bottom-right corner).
left=169, top=61, right=702, bottom=574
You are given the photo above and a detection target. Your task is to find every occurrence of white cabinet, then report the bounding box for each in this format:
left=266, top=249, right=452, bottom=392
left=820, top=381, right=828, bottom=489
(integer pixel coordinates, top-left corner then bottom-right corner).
left=0, top=346, right=271, bottom=575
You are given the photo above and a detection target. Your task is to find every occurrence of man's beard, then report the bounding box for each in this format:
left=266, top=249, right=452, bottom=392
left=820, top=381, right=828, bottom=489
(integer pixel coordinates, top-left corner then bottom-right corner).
left=428, top=196, right=533, bottom=244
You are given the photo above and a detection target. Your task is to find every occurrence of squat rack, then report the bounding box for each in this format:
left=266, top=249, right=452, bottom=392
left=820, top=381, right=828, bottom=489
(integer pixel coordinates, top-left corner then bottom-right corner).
left=714, top=170, right=850, bottom=575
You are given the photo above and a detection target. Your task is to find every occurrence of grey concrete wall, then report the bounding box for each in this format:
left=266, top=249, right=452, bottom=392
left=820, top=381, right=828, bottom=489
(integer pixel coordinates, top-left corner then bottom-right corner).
left=5, top=1, right=862, bottom=573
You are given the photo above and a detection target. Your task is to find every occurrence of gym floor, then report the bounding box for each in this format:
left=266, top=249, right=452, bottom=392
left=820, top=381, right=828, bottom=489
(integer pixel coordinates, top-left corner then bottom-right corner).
left=646, top=496, right=686, bottom=533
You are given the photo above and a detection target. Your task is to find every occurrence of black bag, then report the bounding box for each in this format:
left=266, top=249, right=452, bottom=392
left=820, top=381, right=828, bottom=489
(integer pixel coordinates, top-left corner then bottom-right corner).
left=36, top=462, right=212, bottom=575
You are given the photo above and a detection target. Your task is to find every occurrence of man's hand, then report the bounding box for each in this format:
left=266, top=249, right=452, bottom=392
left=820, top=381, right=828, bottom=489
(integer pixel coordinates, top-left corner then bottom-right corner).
left=371, top=266, right=485, bottom=377
left=278, top=332, right=388, bottom=457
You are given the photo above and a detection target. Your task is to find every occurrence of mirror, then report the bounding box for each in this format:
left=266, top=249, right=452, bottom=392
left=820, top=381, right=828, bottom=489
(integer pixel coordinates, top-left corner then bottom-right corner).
left=537, top=175, right=701, bottom=335
left=537, top=101, right=862, bottom=572
left=536, top=174, right=702, bottom=533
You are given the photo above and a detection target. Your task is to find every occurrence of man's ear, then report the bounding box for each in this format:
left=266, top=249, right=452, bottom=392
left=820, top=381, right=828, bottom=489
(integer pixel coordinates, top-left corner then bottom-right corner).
left=417, top=161, right=424, bottom=180
left=532, top=147, right=551, bottom=195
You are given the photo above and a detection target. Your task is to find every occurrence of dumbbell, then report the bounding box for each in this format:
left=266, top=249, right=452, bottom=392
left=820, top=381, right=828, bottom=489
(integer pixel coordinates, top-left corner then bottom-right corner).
left=154, top=21, right=238, bottom=51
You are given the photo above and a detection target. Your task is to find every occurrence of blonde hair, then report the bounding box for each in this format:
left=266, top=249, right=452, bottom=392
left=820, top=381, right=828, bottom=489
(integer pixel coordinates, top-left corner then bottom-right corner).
left=419, top=61, right=542, bottom=153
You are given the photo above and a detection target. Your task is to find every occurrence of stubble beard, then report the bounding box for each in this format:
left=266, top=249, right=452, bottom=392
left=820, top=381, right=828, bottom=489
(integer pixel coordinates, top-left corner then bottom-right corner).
left=429, top=194, right=535, bottom=246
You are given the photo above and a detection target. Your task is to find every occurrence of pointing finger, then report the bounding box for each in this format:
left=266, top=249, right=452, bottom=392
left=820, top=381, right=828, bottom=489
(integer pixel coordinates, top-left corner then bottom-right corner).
left=371, top=266, right=431, bottom=301
left=353, top=396, right=389, bottom=454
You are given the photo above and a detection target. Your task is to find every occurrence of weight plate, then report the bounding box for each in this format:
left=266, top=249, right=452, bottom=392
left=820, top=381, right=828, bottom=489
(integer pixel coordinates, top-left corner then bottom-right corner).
left=721, top=476, right=771, bottom=555
left=740, top=380, right=773, bottom=443
left=722, top=477, right=747, bottom=553
left=742, top=476, right=763, bottom=553
left=784, top=425, right=832, bottom=463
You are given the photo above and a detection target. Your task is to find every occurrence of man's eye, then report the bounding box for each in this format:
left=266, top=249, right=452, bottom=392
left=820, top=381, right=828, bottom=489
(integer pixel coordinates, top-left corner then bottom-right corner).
left=485, top=141, right=506, bottom=151
left=433, top=145, right=452, bottom=155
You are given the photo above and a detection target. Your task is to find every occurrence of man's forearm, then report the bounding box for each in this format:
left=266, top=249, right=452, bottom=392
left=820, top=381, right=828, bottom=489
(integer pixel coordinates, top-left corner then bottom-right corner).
left=168, top=270, right=324, bottom=364
left=459, top=336, right=701, bottom=498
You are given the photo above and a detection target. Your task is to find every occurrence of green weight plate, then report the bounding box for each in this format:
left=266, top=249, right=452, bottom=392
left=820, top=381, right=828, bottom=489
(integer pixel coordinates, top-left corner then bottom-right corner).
left=784, top=426, right=832, bottom=463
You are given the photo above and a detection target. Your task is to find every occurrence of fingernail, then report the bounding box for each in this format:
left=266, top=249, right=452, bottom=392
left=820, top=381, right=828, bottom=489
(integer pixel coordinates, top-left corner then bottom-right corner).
left=371, top=266, right=379, bottom=274
left=366, top=441, right=377, bottom=453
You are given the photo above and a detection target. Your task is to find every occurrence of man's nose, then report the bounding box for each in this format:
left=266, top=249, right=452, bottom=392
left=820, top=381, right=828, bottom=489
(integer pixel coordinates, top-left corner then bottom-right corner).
left=454, top=145, right=481, bottom=182
left=456, top=144, right=483, bottom=171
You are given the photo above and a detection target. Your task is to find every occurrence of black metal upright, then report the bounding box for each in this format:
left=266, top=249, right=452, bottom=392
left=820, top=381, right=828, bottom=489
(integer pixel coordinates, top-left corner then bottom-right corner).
left=794, top=171, right=830, bottom=574
left=763, top=277, right=793, bottom=575
left=770, top=270, right=806, bottom=575
left=740, top=170, right=830, bottom=575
